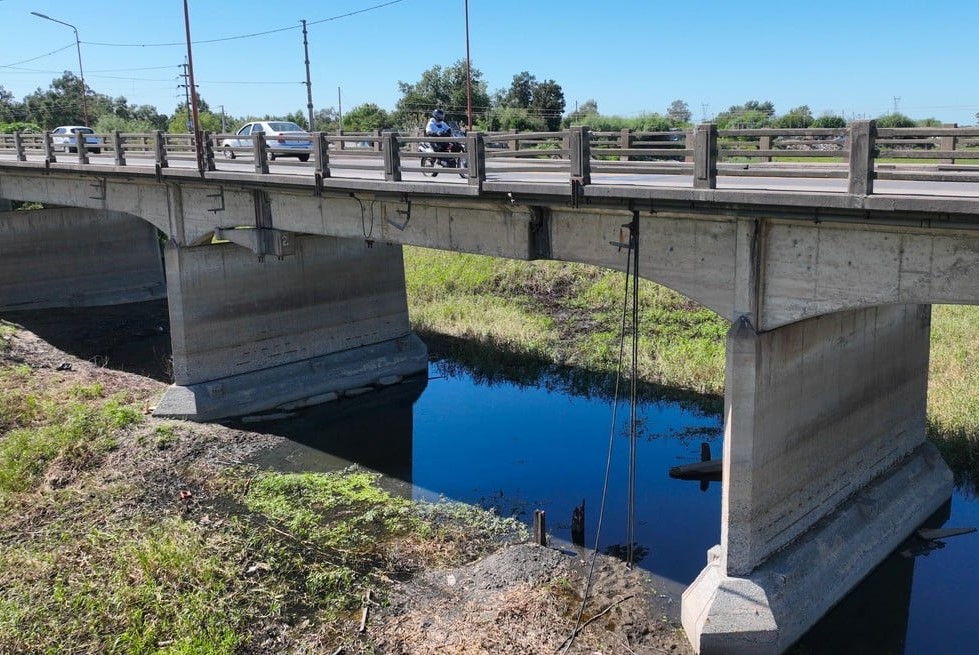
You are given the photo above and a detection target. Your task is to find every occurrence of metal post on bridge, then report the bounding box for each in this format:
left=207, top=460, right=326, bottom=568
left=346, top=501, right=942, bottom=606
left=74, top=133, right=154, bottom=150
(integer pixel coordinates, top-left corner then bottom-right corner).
left=313, top=132, right=330, bottom=181
left=693, top=123, right=717, bottom=189
left=848, top=120, right=876, bottom=196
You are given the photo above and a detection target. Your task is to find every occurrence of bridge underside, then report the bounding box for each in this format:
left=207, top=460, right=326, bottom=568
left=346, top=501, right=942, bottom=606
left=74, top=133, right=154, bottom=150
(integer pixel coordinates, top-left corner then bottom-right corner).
left=682, top=305, right=952, bottom=654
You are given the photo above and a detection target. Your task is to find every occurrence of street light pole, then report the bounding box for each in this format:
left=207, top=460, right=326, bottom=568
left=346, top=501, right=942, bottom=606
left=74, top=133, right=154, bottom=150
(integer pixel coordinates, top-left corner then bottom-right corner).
left=31, top=11, right=89, bottom=126
left=464, top=0, right=472, bottom=131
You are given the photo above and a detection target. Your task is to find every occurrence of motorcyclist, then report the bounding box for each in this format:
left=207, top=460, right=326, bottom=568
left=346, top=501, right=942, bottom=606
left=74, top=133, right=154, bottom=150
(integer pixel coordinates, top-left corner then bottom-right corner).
left=426, top=108, right=452, bottom=154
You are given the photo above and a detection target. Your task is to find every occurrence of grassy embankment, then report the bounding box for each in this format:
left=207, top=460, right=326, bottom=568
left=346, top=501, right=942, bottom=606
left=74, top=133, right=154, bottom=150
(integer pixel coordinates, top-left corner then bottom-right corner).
left=0, top=319, right=524, bottom=653
left=404, top=246, right=979, bottom=492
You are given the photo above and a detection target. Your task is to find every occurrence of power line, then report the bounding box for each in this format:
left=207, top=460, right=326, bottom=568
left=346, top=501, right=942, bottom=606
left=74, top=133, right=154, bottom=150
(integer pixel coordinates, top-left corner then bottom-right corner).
left=81, top=0, right=408, bottom=48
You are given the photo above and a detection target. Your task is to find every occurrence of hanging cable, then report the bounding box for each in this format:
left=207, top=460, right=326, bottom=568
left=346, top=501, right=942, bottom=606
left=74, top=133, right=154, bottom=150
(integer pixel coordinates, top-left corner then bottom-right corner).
left=560, top=216, right=640, bottom=654
left=627, top=212, right=640, bottom=568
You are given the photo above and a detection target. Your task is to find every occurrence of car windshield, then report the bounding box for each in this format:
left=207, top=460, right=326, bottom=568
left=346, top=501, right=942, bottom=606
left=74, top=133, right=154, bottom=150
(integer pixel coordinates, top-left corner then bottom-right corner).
left=267, top=122, right=304, bottom=132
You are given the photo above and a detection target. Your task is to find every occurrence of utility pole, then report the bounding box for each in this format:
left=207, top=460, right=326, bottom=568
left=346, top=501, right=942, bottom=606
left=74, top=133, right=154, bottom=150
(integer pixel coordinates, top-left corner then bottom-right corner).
left=218, top=104, right=226, bottom=133
left=178, top=62, right=190, bottom=121
left=301, top=19, right=315, bottom=131
left=464, top=0, right=473, bottom=131
left=182, top=0, right=204, bottom=173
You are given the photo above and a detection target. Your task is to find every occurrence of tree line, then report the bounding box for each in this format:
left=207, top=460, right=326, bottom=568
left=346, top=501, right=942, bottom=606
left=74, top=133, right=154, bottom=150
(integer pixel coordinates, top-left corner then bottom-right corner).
left=0, top=64, right=945, bottom=137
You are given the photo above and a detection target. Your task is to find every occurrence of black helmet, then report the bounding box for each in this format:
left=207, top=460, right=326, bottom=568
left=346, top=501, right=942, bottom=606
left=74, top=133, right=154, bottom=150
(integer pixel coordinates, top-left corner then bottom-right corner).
left=433, top=109, right=445, bottom=121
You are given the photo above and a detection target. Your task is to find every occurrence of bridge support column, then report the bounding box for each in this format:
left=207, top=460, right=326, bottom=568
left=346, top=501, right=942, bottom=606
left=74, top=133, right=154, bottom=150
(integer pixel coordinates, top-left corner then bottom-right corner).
left=0, top=208, right=165, bottom=310
left=153, top=235, right=427, bottom=421
left=682, top=304, right=952, bottom=654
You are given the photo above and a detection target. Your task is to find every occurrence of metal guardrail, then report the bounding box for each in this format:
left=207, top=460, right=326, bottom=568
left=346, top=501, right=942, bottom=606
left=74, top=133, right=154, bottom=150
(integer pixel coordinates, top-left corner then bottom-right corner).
left=4, top=123, right=979, bottom=195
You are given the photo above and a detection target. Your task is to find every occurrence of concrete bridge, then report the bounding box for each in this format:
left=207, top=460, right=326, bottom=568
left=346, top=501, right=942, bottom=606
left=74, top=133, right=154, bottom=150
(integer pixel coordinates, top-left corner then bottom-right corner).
left=2, top=122, right=978, bottom=653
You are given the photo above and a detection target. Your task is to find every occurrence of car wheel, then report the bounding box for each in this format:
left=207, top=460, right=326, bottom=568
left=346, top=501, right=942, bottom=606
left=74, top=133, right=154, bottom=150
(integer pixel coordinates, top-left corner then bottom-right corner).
left=91, top=148, right=101, bottom=154
left=298, top=154, right=310, bottom=163
left=267, top=151, right=277, bottom=162
left=223, top=147, right=236, bottom=160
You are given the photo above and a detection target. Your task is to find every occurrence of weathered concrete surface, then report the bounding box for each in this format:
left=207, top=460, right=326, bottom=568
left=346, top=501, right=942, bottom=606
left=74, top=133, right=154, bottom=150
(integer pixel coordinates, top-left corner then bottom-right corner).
left=682, top=305, right=953, bottom=653
left=155, top=235, right=427, bottom=420
left=0, top=207, right=165, bottom=310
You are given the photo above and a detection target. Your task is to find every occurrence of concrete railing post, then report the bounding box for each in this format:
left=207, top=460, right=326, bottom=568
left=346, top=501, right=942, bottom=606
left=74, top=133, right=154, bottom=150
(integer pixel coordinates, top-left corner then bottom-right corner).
left=684, top=128, right=695, bottom=163
left=510, top=129, right=519, bottom=151
left=693, top=123, right=717, bottom=189
left=13, top=133, right=25, bottom=162
left=570, top=126, right=591, bottom=186
left=758, top=134, right=772, bottom=163
left=202, top=131, right=216, bottom=172
left=467, top=131, right=486, bottom=189
left=153, top=131, right=168, bottom=169
left=313, top=132, right=330, bottom=179
left=43, top=131, right=56, bottom=164
left=253, top=133, right=269, bottom=174
left=113, top=131, right=126, bottom=166
left=76, top=130, right=89, bottom=165
left=940, top=123, right=957, bottom=165
left=620, top=128, right=632, bottom=162
left=373, top=129, right=382, bottom=153
left=382, top=130, right=402, bottom=182
left=848, top=120, right=876, bottom=195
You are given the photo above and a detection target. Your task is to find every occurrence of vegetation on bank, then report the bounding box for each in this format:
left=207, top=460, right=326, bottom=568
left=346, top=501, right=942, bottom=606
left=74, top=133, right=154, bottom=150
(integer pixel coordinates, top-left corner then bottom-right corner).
left=0, top=324, right=526, bottom=653
left=403, top=246, right=979, bottom=492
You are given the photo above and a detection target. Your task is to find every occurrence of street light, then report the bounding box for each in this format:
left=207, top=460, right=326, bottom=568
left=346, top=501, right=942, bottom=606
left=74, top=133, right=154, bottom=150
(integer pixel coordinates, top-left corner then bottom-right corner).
left=31, top=11, right=89, bottom=126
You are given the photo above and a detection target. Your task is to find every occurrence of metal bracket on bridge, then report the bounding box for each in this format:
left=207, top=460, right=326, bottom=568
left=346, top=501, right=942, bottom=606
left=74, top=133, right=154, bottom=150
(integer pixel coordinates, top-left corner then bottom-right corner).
left=386, top=197, right=412, bottom=231
left=213, top=227, right=297, bottom=260
left=89, top=178, right=105, bottom=202
left=207, top=188, right=225, bottom=214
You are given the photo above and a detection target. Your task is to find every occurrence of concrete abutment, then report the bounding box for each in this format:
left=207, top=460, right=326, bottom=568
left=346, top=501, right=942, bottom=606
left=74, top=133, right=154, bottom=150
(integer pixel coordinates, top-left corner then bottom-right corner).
left=153, top=234, right=427, bottom=421
left=681, top=304, right=953, bottom=654
left=0, top=207, right=165, bottom=310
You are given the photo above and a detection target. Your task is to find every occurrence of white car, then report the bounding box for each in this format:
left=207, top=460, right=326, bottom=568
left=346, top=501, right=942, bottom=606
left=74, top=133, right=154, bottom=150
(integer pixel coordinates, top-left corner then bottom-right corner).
left=221, top=121, right=312, bottom=162
left=51, top=125, right=102, bottom=154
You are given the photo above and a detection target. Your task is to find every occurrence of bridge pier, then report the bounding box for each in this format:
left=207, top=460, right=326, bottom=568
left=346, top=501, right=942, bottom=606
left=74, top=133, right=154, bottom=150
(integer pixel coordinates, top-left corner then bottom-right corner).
left=0, top=207, right=165, bottom=310
left=153, top=235, right=427, bottom=421
left=681, top=304, right=953, bottom=654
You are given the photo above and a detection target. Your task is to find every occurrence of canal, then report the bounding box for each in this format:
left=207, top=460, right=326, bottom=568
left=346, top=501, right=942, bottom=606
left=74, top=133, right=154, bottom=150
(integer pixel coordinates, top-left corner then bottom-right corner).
left=6, top=300, right=976, bottom=654
left=244, top=357, right=979, bottom=655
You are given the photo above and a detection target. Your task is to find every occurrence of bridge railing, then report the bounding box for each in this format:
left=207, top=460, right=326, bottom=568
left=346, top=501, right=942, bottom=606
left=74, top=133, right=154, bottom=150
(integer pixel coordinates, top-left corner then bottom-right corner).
left=6, top=123, right=979, bottom=195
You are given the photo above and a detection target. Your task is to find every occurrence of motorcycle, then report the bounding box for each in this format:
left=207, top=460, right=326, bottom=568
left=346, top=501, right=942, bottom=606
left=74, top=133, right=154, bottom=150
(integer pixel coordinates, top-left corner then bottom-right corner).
left=419, top=136, right=468, bottom=179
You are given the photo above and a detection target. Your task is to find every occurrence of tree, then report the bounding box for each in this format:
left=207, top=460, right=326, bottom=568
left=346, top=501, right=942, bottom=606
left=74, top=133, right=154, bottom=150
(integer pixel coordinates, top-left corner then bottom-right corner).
left=564, top=99, right=599, bottom=127
left=498, top=71, right=535, bottom=109
left=0, top=86, right=26, bottom=123
left=342, top=103, right=392, bottom=132
left=811, top=114, right=847, bottom=129
left=874, top=112, right=915, bottom=128
left=774, top=105, right=814, bottom=129
left=667, top=100, right=691, bottom=125
left=312, top=107, right=340, bottom=132
left=714, top=100, right=776, bottom=129
left=22, top=72, right=91, bottom=128
left=530, top=79, right=565, bottom=131
left=394, top=60, right=490, bottom=128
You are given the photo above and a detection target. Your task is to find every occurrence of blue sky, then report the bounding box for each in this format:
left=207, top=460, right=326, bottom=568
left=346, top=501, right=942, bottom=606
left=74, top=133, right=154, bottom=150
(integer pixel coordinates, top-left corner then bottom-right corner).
left=2, top=0, right=977, bottom=125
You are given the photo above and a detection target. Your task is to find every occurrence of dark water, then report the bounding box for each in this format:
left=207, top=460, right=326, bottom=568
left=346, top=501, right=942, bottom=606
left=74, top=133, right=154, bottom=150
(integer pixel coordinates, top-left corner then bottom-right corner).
left=248, top=360, right=979, bottom=655
left=5, top=301, right=977, bottom=654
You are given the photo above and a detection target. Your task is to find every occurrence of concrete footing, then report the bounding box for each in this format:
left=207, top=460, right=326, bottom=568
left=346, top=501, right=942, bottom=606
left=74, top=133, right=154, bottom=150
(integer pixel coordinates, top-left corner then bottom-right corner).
left=153, top=332, right=428, bottom=421
left=682, top=442, right=952, bottom=654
